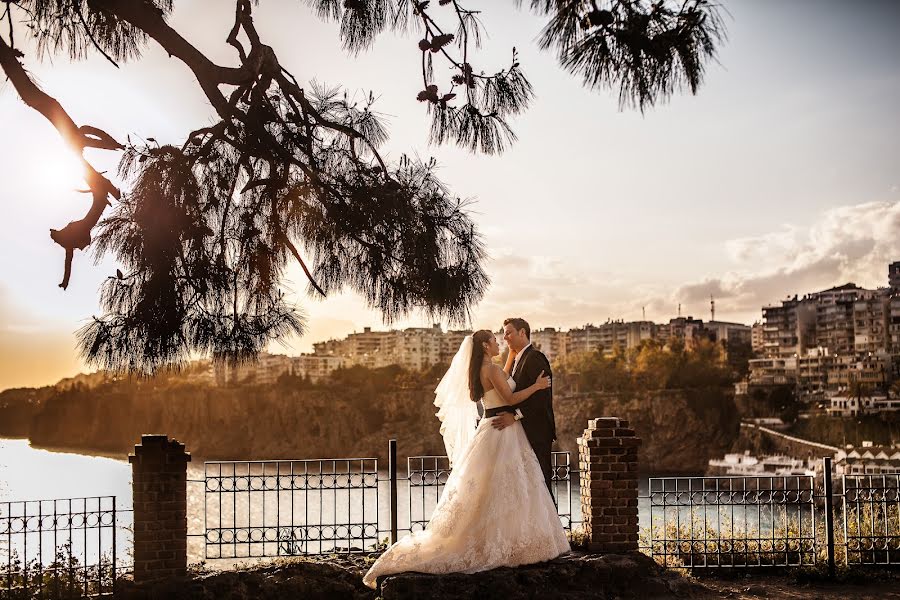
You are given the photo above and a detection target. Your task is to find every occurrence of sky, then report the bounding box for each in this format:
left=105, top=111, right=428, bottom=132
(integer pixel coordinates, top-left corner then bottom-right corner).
left=1, top=1, right=899, bottom=390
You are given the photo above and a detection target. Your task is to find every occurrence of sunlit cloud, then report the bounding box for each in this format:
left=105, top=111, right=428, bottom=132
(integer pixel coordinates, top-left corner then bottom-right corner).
left=672, top=200, right=900, bottom=318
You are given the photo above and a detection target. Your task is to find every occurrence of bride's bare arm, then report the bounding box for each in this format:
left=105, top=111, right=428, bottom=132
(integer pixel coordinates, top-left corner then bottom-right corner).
left=487, top=366, right=550, bottom=406
left=503, top=349, right=516, bottom=375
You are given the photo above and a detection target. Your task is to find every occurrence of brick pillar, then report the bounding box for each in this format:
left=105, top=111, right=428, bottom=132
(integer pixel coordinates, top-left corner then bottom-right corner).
left=578, top=417, right=641, bottom=553
left=129, top=434, right=190, bottom=583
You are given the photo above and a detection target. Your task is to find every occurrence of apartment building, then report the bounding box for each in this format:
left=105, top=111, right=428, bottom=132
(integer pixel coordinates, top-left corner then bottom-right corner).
left=797, top=348, right=832, bottom=394
left=705, top=321, right=752, bottom=345
left=565, top=323, right=620, bottom=355
left=748, top=357, right=798, bottom=386
left=814, top=284, right=870, bottom=356
left=441, top=330, right=472, bottom=364
left=212, top=352, right=293, bottom=386
left=889, top=295, right=900, bottom=355
left=312, top=325, right=471, bottom=372
left=761, top=297, right=817, bottom=358
left=890, top=261, right=900, bottom=291
left=531, top=328, right=568, bottom=363
left=827, top=396, right=900, bottom=417
left=291, top=354, right=346, bottom=382
left=854, top=291, right=891, bottom=354
left=751, top=321, right=764, bottom=353
left=666, top=316, right=705, bottom=347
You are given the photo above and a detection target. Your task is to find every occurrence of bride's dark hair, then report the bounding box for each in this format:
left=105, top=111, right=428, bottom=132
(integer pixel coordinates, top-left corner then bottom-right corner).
left=468, top=330, right=494, bottom=402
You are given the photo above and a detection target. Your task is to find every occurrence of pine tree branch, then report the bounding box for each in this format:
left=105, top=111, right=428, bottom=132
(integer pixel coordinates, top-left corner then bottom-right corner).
left=0, top=34, right=121, bottom=288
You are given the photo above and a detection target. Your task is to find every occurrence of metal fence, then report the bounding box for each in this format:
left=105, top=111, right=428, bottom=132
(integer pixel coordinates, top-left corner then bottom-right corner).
left=0, top=496, right=128, bottom=598
left=201, top=458, right=380, bottom=558
left=842, top=473, right=900, bottom=566
left=639, top=458, right=900, bottom=572
left=9, top=446, right=899, bottom=592
left=198, top=446, right=900, bottom=571
left=640, top=475, right=818, bottom=568
left=200, top=442, right=580, bottom=559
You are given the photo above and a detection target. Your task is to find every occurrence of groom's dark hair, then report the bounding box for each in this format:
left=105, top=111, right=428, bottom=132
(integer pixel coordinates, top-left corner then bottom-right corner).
left=503, top=317, right=531, bottom=339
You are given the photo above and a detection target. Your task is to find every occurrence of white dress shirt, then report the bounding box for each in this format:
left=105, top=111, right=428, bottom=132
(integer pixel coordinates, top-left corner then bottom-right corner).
left=512, top=343, right=532, bottom=376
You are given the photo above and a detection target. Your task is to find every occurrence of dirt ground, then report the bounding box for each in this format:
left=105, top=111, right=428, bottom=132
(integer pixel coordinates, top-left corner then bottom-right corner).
left=689, top=571, right=900, bottom=599
left=177, top=555, right=900, bottom=599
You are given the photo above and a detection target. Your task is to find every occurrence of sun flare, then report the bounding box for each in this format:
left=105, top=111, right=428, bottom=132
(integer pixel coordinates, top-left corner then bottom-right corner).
left=36, top=146, right=88, bottom=194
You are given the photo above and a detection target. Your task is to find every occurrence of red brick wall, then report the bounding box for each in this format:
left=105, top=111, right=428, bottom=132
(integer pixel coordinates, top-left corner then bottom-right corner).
left=578, top=417, right=641, bottom=553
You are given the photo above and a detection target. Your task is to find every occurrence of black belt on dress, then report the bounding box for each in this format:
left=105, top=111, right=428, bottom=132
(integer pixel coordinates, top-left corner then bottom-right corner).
left=483, top=406, right=515, bottom=417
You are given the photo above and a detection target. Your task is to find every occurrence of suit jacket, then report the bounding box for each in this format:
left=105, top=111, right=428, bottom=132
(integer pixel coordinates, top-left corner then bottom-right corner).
left=511, top=345, right=557, bottom=445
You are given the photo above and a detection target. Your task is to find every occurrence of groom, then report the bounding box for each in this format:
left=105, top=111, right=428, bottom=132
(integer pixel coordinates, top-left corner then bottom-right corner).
left=485, top=318, right=557, bottom=495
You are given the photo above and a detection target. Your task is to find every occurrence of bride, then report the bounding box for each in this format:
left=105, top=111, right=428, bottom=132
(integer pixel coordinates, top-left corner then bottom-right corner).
left=363, top=330, right=569, bottom=588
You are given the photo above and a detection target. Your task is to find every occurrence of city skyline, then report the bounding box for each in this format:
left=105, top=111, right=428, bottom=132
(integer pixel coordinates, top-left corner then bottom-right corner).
left=2, top=1, right=899, bottom=389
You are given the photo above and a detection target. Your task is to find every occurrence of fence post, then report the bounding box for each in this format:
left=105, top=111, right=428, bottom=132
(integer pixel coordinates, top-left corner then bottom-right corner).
left=822, top=456, right=835, bottom=577
left=389, top=439, right=399, bottom=544
left=111, top=504, right=117, bottom=593
left=578, top=417, right=641, bottom=553
left=129, top=434, right=190, bottom=584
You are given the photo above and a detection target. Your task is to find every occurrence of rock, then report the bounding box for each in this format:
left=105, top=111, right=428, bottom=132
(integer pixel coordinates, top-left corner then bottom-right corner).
left=378, top=552, right=710, bottom=599
left=113, top=552, right=721, bottom=600
left=115, top=559, right=373, bottom=600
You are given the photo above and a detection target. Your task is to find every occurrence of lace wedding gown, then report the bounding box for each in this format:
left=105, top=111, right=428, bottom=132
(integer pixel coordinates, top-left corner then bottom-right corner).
left=363, top=377, right=569, bottom=588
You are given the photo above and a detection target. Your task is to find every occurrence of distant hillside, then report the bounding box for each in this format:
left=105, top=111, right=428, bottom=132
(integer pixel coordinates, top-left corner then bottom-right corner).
left=0, top=385, right=55, bottom=438
left=1, top=373, right=741, bottom=472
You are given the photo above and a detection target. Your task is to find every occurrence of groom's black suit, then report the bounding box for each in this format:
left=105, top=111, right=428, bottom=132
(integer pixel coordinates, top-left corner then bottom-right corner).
left=483, top=345, right=557, bottom=495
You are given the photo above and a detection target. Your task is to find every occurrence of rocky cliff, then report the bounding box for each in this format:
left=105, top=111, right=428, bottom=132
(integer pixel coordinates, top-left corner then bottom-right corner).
left=26, top=382, right=446, bottom=461
left=15, top=382, right=739, bottom=473
left=553, top=388, right=741, bottom=473
left=0, top=386, right=53, bottom=438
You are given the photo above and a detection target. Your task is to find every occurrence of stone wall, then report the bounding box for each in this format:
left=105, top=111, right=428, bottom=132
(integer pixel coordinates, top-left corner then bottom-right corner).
left=734, top=422, right=838, bottom=460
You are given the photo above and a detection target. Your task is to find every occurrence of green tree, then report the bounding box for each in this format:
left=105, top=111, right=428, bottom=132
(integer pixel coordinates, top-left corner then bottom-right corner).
left=561, top=336, right=736, bottom=393
left=0, top=0, right=727, bottom=373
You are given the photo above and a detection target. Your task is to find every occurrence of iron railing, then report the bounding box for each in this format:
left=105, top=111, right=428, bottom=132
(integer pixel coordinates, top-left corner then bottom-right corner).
left=405, top=454, right=450, bottom=535
left=201, top=458, right=380, bottom=558
left=842, top=473, right=900, bottom=566
left=0, top=496, right=128, bottom=598
left=640, top=459, right=900, bottom=571
left=199, top=442, right=579, bottom=558
left=8, top=449, right=900, bottom=585
left=640, top=475, right=818, bottom=568
left=197, top=445, right=900, bottom=570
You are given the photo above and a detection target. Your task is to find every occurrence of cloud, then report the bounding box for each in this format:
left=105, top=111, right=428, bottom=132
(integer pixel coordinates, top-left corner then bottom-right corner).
left=478, top=200, right=900, bottom=330
left=488, top=252, right=532, bottom=271
left=672, top=200, right=900, bottom=319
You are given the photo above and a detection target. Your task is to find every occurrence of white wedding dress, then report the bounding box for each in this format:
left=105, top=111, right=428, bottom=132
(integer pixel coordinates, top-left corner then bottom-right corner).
left=363, top=376, right=569, bottom=588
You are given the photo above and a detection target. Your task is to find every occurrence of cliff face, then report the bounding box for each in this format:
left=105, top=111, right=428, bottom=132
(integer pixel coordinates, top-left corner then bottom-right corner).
left=0, top=386, right=53, bottom=438
left=554, top=388, right=740, bottom=473
left=21, top=383, right=740, bottom=473
left=27, top=383, right=447, bottom=462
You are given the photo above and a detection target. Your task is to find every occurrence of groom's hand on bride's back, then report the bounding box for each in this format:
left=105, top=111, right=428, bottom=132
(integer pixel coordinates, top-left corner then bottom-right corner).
left=535, top=370, right=551, bottom=390
left=491, top=412, right=516, bottom=430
